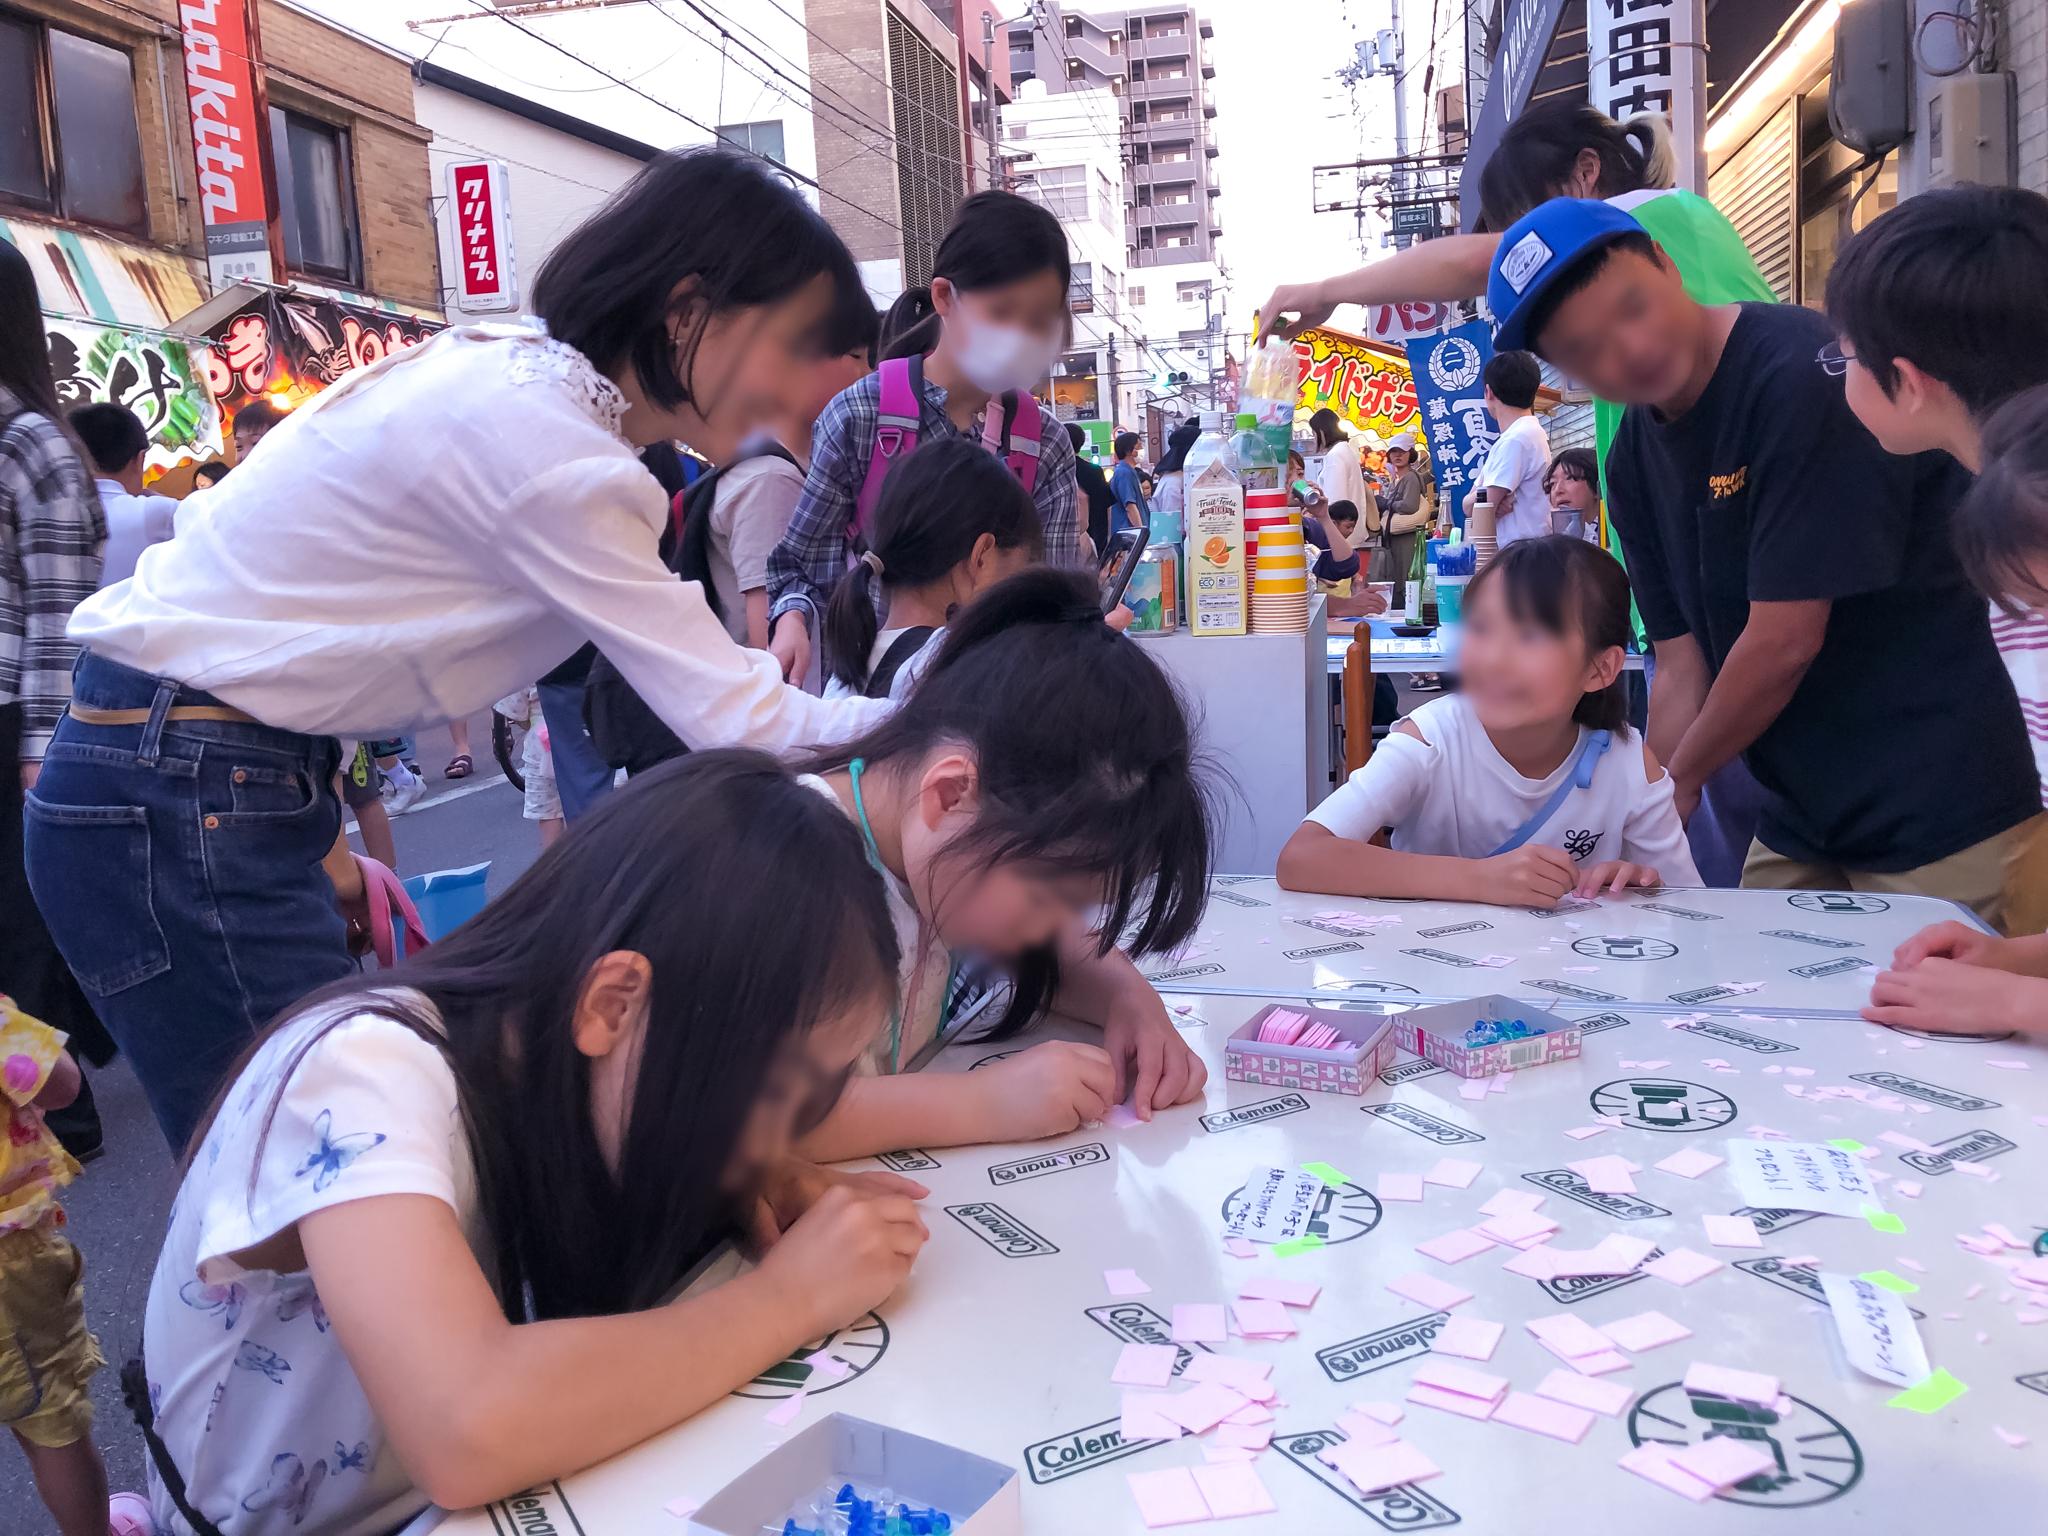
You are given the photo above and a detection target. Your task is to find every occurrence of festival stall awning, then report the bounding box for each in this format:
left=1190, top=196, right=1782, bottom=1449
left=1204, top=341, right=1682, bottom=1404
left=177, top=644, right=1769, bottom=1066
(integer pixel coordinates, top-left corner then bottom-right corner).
left=1290, top=323, right=1563, bottom=449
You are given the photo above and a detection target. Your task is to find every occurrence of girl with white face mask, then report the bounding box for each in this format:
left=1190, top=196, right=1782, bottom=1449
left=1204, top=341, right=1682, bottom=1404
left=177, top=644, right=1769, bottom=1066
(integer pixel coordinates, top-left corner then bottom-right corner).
left=765, top=193, right=1085, bottom=686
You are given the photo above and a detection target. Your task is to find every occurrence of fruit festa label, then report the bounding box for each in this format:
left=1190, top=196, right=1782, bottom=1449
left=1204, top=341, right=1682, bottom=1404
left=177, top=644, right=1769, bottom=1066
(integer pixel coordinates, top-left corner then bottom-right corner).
left=1187, top=460, right=1246, bottom=636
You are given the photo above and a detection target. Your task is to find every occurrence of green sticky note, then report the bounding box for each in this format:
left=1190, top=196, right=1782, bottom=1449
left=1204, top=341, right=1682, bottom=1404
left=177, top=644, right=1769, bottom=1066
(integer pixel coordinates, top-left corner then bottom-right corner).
left=1864, top=1207, right=1906, bottom=1234
left=1302, top=1161, right=1349, bottom=1189
left=1827, top=1137, right=1868, bottom=1153
left=1888, top=1368, right=1968, bottom=1414
left=1273, top=1234, right=1326, bottom=1258
left=1859, top=1269, right=1921, bottom=1294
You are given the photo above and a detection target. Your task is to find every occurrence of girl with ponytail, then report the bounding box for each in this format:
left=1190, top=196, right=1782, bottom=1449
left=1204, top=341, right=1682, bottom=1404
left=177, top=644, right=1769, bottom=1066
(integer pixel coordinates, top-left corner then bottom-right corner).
left=764, top=191, right=1087, bottom=687
left=822, top=437, right=1043, bottom=698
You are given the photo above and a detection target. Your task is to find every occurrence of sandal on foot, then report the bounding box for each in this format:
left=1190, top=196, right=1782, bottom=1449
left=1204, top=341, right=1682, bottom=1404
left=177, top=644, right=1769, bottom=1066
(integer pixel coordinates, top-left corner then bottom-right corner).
left=444, top=753, right=473, bottom=779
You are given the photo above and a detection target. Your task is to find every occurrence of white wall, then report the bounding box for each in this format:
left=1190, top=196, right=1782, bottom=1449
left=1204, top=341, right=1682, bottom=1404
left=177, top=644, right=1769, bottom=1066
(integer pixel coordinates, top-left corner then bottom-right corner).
left=416, top=83, right=649, bottom=322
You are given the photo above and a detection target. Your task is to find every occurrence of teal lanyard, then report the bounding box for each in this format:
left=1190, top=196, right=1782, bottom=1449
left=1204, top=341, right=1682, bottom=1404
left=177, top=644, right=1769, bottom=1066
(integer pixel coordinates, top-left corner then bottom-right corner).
left=848, top=759, right=960, bottom=1073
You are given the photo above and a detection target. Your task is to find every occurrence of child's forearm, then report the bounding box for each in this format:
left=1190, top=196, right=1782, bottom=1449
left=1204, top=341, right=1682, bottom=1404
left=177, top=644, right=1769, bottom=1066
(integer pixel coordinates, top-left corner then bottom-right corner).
left=795, top=1072, right=997, bottom=1162
left=1050, top=935, right=1146, bottom=1028
left=1998, top=933, right=2048, bottom=977
left=1277, top=826, right=1475, bottom=901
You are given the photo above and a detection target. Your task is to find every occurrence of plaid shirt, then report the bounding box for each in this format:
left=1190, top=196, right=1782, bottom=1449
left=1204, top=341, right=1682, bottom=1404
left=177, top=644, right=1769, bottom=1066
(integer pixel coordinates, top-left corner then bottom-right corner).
left=766, top=369, right=1083, bottom=630
left=0, top=387, right=104, bottom=760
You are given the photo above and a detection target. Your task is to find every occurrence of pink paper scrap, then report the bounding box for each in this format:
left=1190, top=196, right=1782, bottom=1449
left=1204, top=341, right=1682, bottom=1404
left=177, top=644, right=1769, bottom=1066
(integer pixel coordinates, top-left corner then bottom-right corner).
left=1682, top=1361, right=1780, bottom=1407
left=1120, top=1394, right=1186, bottom=1442
left=1231, top=1298, right=1296, bottom=1337
left=1325, top=1438, right=1441, bottom=1495
left=1106, top=1102, right=1146, bottom=1129
left=1569, top=1154, right=1638, bottom=1195
left=1160, top=1381, right=1251, bottom=1435
left=1643, top=1248, right=1724, bottom=1286
left=1210, top=1422, right=1275, bottom=1453
left=1494, top=1390, right=1597, bottom=1444
left=763, top=1391, right=807, bottom=1427
left=1378, top=1171, right=1427, bottom=1202
left=1670, top=1435, right=1779, bottom=1489
left=1171, top=1304, right=1228, bottom=1343
left=1564, top=1125, right=1612, bottom=1140
left=802, top=1351, right=851, bottom=1380
left=1527, top=1313, right=1613, bottom=1359
left=1534, top=1369, right=1634, bottom=1417
left=1489, top=1072, right=1513, bottom=1092
left=1223, top=1237, right=1258, bottom=1257
left=1431, top=1316, right=1505, bottom=1361
left=1334, top=1411, right=1402, bottom=1447
left=1984, top=1059, right=2030, bottom=1070
left=1994, top=1426, right=2030, bottom=1449
left=1385, top=1271, right=1474, bottom=1310
left=1112, top=1342, right=1181, bottom=1387
left=1425, top=1157, right=1484, bottom=1188
left=1502, top=1246, right=1563, bottom=1281
left=1238, top=1276, right=1322, bottom=1307
left=663, top=1497, right=700, bottom=1520
left=1478, top=1189, right=1545, bottom=1217
left=1126, top=1466, right=1211, bottom=1527
left=1702, top=1213, right=1764, bottom=1249
left=1619, top=1443, right=1717, bottom=1503
left=1191, top=1459, right=1278, bottom=1519
left=1476, top=1209, right=1560, bottom=1245
left=1599, top=1311, right=1694, bottom=1353
left=1105, top=1268, right=1153, bottom=1296
left=1412, top=1358, right=1509, bottom=1401
left=1654, top=1148, right=1726, bottom=1179
left=1183, top=1352, right=1273, bottom=1388
left=1458, top=1078, right=1491, bottom=1101
left=1352, top=1400, right=1405, bottom=1426
left=1417, top=1228, right=1497, bottom=1265
left=1407, top=1381, right=1501, bottom=1420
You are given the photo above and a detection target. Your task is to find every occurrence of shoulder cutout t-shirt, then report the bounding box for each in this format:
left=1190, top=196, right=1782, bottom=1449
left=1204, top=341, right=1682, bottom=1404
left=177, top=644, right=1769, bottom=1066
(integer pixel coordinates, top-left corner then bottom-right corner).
left=1305, top=693, right=1699, bottom=882
left=1603, top=302, right=2038, bottom=870
left=144, top=991, right=477, bottom=1536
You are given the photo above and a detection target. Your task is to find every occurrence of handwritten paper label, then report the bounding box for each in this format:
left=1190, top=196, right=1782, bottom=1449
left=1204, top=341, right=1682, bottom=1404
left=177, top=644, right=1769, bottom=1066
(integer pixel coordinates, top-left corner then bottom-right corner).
left=1223, top=1165, right=1323, bottom=1243
left=1819, top=1272, right=1930, bottom=1389
left=1725, top=1139, right=1882, bottom=1218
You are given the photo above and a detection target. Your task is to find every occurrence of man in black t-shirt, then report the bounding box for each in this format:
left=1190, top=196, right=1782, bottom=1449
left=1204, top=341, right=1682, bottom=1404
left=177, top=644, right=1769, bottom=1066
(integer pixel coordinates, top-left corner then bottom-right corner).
left=1069, top=422, right=1117, bottom=560
left=1483, top=199, right=2039, bottom=926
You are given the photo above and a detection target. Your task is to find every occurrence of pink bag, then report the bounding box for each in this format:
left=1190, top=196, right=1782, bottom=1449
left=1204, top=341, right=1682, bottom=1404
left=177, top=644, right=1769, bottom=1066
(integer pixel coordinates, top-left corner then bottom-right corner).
left=848, top=353, right=1044, bottom=547
left=351, top=854, right=432, bottom=967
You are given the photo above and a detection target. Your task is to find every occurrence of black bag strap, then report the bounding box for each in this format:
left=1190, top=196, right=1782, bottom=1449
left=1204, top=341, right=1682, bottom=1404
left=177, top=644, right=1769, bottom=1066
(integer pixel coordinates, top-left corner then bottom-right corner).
left=864, top=626, right=937, bottom=699
left=122, top=1356, right=228, bottom=1536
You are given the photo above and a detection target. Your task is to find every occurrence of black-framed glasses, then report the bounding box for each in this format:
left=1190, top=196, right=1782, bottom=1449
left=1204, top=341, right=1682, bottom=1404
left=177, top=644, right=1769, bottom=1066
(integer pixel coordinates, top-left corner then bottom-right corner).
left=1817, top=340, right=1854, bottom=377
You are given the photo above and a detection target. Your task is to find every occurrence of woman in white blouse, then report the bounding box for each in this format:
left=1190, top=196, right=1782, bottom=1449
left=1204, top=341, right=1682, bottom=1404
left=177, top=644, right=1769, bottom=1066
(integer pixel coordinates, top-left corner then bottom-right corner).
left=23, top=149, right=892, bottom=1153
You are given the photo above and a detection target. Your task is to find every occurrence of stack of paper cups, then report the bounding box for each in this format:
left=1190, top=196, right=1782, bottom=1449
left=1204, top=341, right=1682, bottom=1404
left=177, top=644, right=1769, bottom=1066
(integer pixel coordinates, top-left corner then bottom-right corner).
left=1249, top=522, right=1310, bottom=633
left=1243, top=490, right=1294, bottom=589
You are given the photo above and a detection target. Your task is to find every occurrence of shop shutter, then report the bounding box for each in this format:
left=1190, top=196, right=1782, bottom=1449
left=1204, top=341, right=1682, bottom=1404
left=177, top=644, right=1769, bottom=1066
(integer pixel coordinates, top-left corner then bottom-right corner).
left=887, top=8, right=964, bottom=290
left=1709, top=102, right=1796, bottom=302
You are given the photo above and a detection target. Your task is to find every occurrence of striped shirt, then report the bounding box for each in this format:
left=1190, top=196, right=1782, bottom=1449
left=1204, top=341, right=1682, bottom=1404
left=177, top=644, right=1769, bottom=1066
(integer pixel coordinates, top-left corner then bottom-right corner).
left=0, top=387, right=103, bottom=759
left=765, top=368, right=1082, bottom=632
left=1990, top=600, right=2048, bottom=799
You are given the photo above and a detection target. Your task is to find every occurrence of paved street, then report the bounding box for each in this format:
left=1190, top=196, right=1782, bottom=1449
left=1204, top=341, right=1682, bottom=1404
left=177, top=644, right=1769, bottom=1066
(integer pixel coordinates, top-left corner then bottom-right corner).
left=4, top=710, right=545, bottom=1528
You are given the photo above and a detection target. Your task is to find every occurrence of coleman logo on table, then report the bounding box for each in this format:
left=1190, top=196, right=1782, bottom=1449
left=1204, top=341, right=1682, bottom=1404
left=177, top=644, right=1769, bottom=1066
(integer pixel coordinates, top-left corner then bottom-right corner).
left=1200, top=1094, right=1311, bottom=1133
left=988, top=1143, right=1109, bottom=1186
left=1358, top=1103, right=1484, bottom=1145
left=1897, top=1128, right=2018, bottom=1176
left=944, top=1202, right=1059, bottom=1256
left=1416, top=920, right=1494, bottom=938
left=1209, top=889, right=1270, bottom=907
left=1734, top=1255, right=1923, bottom=1320
left=1401, top=948, right=1480, bottom=966
left=1573, top=1012, right=1633, bottom=1034
left=1143, top=962, right=1225, bottom=984
left=1789, top=957, right=1871, bottom=979
left=1636, top=902, right=1722, bottom=921
left=1024, top=1417, right=1164, bottom=1485
left=1529, top=979, right=1623, bottom=1003
left=1761, top=929, right=1862, bottom=949
left=1674, top=1020, right=1799, bottom=1054
left=1522, top=1169, right=1670, bottom=1221
left=1537, top=1260, right=1655, bottom=1308
left=1283, top=941, right=1365, bottom=960
left=878, top=1148, right=940, bottom=1172
left=1315, top=1312, right=1450, bottom=1380
left=1847, top=1072, right=1999, bottom=1112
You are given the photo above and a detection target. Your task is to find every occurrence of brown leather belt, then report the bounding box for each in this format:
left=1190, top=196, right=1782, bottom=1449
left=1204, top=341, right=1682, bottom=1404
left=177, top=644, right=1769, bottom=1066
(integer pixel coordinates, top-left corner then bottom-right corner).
left=67, top=702, right=259, bottom=726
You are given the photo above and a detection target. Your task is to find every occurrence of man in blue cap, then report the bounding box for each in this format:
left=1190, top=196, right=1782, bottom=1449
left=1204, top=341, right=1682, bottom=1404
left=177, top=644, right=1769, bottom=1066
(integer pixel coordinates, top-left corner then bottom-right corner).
left=1487, top=199, right=2038, bottom=927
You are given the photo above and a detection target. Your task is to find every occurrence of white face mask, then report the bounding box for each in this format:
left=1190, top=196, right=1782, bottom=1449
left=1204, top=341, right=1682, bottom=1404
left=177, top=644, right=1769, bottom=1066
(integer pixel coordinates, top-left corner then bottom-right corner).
left=950, top=313, right=1060, bottom=395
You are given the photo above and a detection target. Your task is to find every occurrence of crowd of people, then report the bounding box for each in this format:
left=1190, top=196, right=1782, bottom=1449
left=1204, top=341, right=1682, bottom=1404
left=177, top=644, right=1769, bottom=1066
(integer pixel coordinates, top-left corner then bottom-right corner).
left=1, top=90, right=2047, bottom=1536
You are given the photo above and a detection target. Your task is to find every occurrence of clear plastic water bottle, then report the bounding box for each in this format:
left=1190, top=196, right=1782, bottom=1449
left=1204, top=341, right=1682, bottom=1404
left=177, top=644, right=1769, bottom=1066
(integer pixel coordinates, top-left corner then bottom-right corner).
left=1231, top=411, right=1280, bottom=491
left=1181, top=410, right=1236, bottom=485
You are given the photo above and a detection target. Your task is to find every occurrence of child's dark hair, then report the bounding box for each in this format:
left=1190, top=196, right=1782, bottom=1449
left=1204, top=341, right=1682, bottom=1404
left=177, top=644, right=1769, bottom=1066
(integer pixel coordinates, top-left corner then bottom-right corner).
left=1544, top=446, right=1600, bottom=496
left=193, top=459, right=230, bottom=486
left=1826, top=185, right=2048, bottom=420
left=231, top=398, right=283, bottom=436
left=824, top=437, right=1043, bottom=690
left=1309, top=408, right=1346, bottom=452
left=810, top=567, right=1214, bottom=1037
left=1328, top=498, right=1359, bottom=525
left=1465, top=535, right=1632, bottom=733
left=1477, top=97, right=1675, bottom=233
left=1483, top=350, right=1541, bottom=411
left=1954, top=383, right=2048, bottom=616
left=69, top=401, right=148, bottom=473
left=183, top=751, right=899, bottom=1322
left=534, top=147, right=864, bottom=412
left=879, top=191, right=1072, bottom=360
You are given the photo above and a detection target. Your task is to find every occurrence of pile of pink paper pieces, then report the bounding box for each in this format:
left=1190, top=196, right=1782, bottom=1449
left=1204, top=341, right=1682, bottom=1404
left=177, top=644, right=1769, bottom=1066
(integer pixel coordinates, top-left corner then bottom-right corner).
left=1254, top=1009, right=1341, bottom=1050
left=1306, top=908, right=1400, bottom=935
left=1400, top=1188, right=1729, bottom=1289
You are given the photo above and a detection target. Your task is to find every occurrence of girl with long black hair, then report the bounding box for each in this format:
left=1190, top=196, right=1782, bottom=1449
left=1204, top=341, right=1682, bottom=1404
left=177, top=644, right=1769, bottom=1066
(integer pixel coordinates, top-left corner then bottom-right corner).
left=27, top=150, right=900, bottom=1155
left=142, top=753, right=926, bottom=1534
left=764, top=191, right=1085, bottom=686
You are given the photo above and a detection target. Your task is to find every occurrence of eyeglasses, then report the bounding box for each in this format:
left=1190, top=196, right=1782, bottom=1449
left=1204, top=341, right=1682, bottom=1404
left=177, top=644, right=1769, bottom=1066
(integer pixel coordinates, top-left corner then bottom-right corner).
left=1817, top=340, right=1855, bottom=377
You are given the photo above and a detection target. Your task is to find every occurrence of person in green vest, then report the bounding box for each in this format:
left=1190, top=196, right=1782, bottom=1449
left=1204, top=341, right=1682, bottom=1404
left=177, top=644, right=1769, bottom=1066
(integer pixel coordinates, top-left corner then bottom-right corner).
left=1257, top=97, right=1776, bottom=468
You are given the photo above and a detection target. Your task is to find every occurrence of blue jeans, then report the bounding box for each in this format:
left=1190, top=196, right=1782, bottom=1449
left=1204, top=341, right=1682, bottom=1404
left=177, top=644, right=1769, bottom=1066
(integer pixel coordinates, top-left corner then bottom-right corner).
left=536, top=680, right=615, bottom=822
left=23, top=652, right=353, bottom=1152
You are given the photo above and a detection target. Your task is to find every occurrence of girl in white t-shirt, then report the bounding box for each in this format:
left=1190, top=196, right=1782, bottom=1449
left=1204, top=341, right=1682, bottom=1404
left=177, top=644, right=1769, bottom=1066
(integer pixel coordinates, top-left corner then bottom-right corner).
left=797, top=566, right=1216, bottom=1145
left=821, top=437, right=1042, bottom=700
left=142, top=754, right=929, bottom=1536
left=1280, top=535, right=1698, bottom=907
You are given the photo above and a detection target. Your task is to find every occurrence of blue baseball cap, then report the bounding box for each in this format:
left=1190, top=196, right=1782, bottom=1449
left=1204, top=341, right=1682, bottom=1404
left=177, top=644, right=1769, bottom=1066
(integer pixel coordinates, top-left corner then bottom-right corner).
left=1488, top=199, right=1649, bottom=354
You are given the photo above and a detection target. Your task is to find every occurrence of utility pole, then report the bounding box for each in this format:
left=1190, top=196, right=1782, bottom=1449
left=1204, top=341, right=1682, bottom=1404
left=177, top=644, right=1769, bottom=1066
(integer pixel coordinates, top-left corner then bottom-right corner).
left=1107, top=330, right=1119, bottom=433
left=1201, top=285, right=1217, bottom=411
left=982, top=14, right=1001, bottom=192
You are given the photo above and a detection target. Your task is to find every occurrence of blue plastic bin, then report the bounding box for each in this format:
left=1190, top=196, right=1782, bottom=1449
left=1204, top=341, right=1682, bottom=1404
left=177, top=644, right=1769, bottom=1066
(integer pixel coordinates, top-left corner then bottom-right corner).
left=400, top=861, right=491, bottom=944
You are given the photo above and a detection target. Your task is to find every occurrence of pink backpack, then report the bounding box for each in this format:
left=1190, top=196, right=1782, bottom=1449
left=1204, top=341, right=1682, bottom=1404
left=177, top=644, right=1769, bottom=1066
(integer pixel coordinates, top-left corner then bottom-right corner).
left=849, top=353, right=1044, bottom=547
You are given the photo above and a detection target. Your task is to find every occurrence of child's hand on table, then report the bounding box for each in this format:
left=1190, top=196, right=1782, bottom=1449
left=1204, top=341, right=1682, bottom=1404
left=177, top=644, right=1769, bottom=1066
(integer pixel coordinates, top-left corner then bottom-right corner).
left=745, top=1156, right=929, bottom=1251
left=1574, top=860, right=1661, bottom=897
left=1100, top=985, right=1208, bottom=1118
left=971, top=1040, right=1118, bottom=1140
left=1468, top=845, right=1578, bottom=908
left=754, top=1184, right=929, bottom=1338
left=1889, top=919, right=2019, bottom=973
left=1862, top=956, right=2048, bottom=1037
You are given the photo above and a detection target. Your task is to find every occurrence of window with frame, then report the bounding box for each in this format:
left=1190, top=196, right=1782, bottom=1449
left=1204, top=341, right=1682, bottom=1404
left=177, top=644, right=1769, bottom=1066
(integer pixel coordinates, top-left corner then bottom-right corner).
left=1161, top=230, right=1194, bottom=247
left=1176, top=280, right=1208, bottom=302
left=1154, top=141, right=1191, bottom=163
left=1023, top=163, right=1089, bottom=222
left=1097, top=169, right=1117, bottom=233
left=1071, top=261, right=1094, bottom=313
left=0, top=10, right=147, bottom=233
left=268, top=107, right=360, bottom=285
left=1128, top=285, right=1146, bottom=307
left=1153, top=57, right=1187, bottom=79
left=717, top=120, right=787, bottom=164
left=1066, top=15, right=1083, bottom=37
left=1151, top=97, right=1190, bottom=122
left=1155, top=181, right=1193, bottom=206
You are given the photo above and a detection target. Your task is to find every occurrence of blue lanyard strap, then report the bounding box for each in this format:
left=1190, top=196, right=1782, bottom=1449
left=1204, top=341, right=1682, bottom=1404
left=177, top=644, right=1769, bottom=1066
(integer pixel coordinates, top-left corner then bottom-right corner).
left=849, top=759, right=960, bottom=1072
left=1487, top=730, right=1612, bottom=858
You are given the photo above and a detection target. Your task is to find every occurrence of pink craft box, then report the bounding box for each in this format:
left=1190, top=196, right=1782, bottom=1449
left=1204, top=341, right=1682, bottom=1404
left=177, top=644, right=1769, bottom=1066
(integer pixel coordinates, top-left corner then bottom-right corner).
left=1393, top=993, right=1579, bottom=1079
left=1224, top=1003, right=1397, bottom=1096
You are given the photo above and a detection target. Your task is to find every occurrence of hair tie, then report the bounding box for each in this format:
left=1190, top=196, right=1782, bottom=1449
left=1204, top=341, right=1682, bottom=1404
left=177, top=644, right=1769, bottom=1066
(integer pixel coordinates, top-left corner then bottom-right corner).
left=861, top=550, right=884, bottom=578
left=1058, top=601, right=1105, bottom=627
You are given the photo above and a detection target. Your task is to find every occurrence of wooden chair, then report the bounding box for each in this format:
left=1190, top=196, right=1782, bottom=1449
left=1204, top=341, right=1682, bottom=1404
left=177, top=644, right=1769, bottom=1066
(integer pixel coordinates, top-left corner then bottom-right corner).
left=1342, top=626, right=1374, bottom=775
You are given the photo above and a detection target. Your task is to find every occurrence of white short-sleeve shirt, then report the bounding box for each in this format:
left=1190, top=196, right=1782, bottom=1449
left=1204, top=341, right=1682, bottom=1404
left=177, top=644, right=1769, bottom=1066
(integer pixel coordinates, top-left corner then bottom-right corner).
left=1305, top=693, right=1700, bottom=882
left=1480, top=414, right=1553, bottom=548
left=144, top=992, right=477, bottom=1536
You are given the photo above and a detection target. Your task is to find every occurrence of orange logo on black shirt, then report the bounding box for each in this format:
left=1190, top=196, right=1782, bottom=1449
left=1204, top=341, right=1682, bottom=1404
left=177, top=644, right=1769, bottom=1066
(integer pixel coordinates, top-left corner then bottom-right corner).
left=1709, top=467, right=1748, bottom=499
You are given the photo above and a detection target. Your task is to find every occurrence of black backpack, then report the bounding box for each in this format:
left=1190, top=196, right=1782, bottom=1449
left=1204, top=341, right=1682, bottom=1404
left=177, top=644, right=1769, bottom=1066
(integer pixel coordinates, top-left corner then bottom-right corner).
left=584, top=443, right=800, bottom=774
